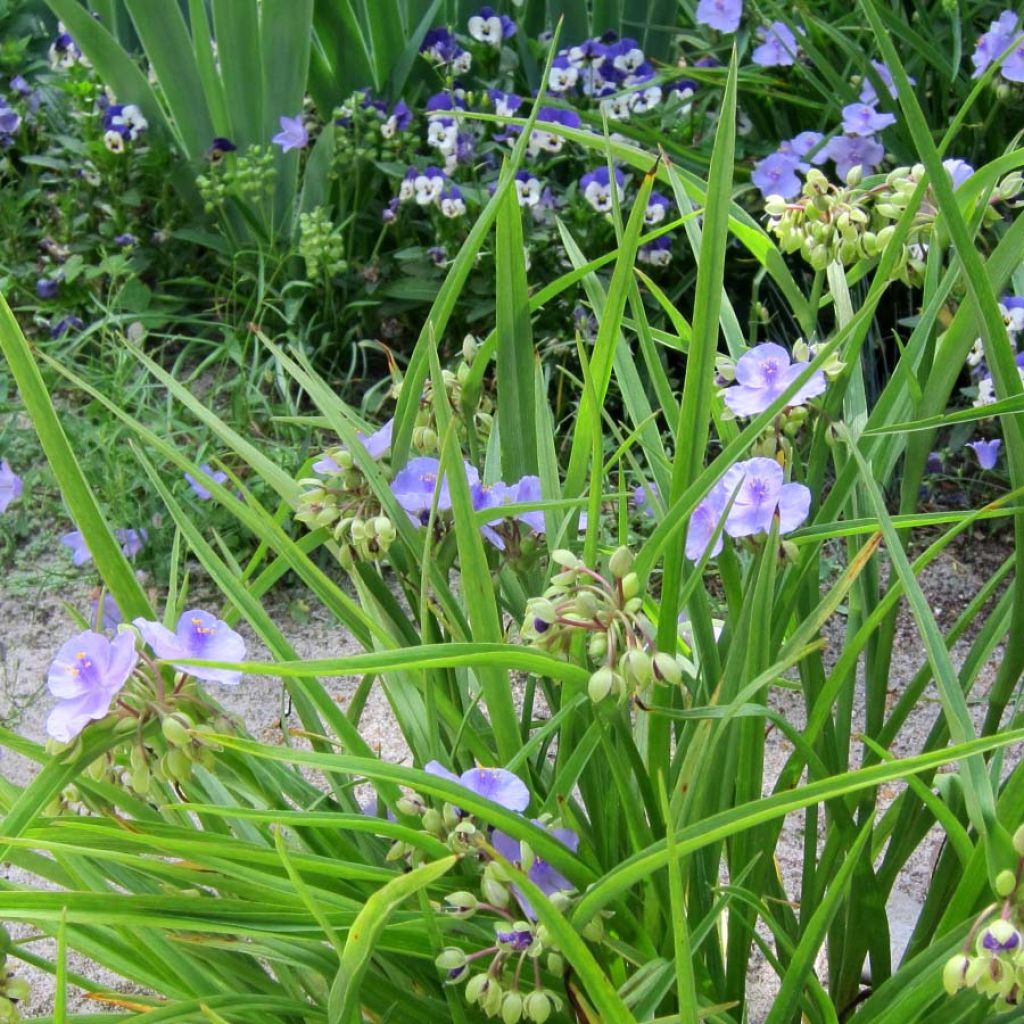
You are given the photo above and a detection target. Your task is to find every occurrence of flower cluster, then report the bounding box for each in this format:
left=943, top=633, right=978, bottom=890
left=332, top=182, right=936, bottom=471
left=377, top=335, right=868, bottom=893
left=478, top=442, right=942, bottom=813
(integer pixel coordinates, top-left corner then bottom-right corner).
left=943, top=826, right=1024, bottom=1008
left=522, top=546, right=686, bottom=702
left=389, top=762, right=574, bottom=1023
left=197, top=144, right=277, bottom=213
left=763, top=159, right=1020, bottom=281
left=298, top=206, right=347, bottom=279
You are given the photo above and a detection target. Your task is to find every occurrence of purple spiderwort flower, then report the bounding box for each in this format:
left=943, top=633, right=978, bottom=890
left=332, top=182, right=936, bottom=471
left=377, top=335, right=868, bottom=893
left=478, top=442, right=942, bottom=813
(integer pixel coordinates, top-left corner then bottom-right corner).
left=467, top=7, right=516, bottom=45
left=944, top=158, right=974, bottom=190
left=979, top=920, right=1021, bottom=953
left=723, top=342, right=826, bottom=417
left=751, top=21, right=799, bottom=67
left=116, top=528, right=147, bottom=559
left=972, top=11, right=1024, bottom=79
left=184, top=463, right=229, bottom=500
left=61, top=530, right=92, bottom=566
left=967, top=439, right=1002, bottom=469
left=114, top=232, right=137, bottom=247
left=0, top=103, right=21, bottom=136
left=509, top=474, right=545, bottom=534
left=722, top=457, right=810, bottom=538
left=61, top=529, right=144, bottom=566
left=926, top=451, right=944, bottom=475
left=133, top=608, right=246, bottom=685
left=841, top=102, right=896, bottom=137
left=815, top=134, right=885, bottom=181
left=272, top=114, right=308, bottom=152
left=471, top=479, right=512, bottom=548
left=492, top=821, right=579, bottom=919
left=91, top=593, right=123, bottom=632
left=686, top=487, right=728, bottom=561
left=580, top=165, right=625, bottom=213
left=696, top=0, right=743, bottom=34
left=391, top=457, right=477, bottom=524
left=859, top=60, right=914, bottom=105
left=633, top=482, right=659, bottom=517
left=47, top=630, right=139, bottom=742
left=10, top=75, right=30, bottom=96
left=425, top=760, right=530, bottom=812
left=36, top=277, right=59, bottom=300
left=751, top=152, right=802, bottom=199
left=0, top=460, right=22, bottom=513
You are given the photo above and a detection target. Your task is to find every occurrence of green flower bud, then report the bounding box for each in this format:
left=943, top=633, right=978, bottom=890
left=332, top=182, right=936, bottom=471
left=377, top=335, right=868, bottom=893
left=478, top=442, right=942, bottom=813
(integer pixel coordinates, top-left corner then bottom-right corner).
left=421, top=807, right=445, bottom=835
left=582, top=916, right=604, bottom=942
left=395, top=794, right=424, bottom=817
left=4, top=976, right=28, bottom=1002
left=502, top=991, right=524, bottom=1024
left=435, top=948, right=468, bottom=971
left=445, top=891, right=480, bottom=913
left=1012, top=824, right=1024, bottom=856
left=524, top=991, right=552, bottom=1023
left=588, top=666, right=616, bottom=703
left=482, top=876, right=511, bottom=907
left=551, top=549, right=580, bottom=569
left=620, top=572, right=640, bottom=601
left=651, top=652, right=683, bottom=685
left=942, top=954, right=970, bottom=995
left=484, top=977, right=504, bottom=1016
left=619, top=649, right=652, bottom=687
left=608, top=545, right=634, bottom=579
left=588, top=632, right=608, bottom=660
left=764, top=195, right=787, bottom=218
left=465, top=973, right=488, bottom=1005
left=995, top=870, right=1017, bottom=898
left=161, top=712, right=193, bottom=747
left=462, top=334, right=478, bottom=364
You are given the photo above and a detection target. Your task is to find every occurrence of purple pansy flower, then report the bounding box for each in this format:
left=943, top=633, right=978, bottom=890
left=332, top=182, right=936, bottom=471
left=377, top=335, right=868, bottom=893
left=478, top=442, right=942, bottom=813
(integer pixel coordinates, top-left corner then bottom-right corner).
left=36, top=277, right=59, bottom=300
left=723, top=342, right=826, bottom=417
left=467, top=7, right=516, bottom=45
left=492, top=821, right=579, bottom=919
left=528, top=108, right=581, bottom=156
left=751, top=21, right=800, bottom=67
left=926, top=451, right=944, bottom=475
left=425, top=760, right=530, bottom=811
left=696, top=0, right=743, bottom=33
left=46, top=630, right=139, bottom=742
left=514, top=170, right=543, bottom=207
left=609, top=37, right=645, bottom=74
left=645, top=192, right=672, bottom=225
left=751, top=152, right=803, bottom=199
left=487, top=89, right=522, bottom=119
left=272, top=115, right=308, bottom=152
left=0, top=103, right=21, bottom=136
left=967, top=439, right=1002, bottom=469
left=10, top=75, right=30, bottom=96
left=580, top=165, right=625, bottom=213
left=548, top=54, right=580, bottom=93
left=207, top=137, right=237, bottom=161
left=815, top=134, right=885, bottom=181
left=50, top=315, right=84, bottom=339
left=184, top=464, right=229, bottom=500
left=0, top=460, right=22, bottom=513
left=133, top=608, right=247, bottom=685
left=841, top=102, right=896, bottom=137
left=421, top=27, right=471, bottom=71
left=638, top=234, right=673, bottom=266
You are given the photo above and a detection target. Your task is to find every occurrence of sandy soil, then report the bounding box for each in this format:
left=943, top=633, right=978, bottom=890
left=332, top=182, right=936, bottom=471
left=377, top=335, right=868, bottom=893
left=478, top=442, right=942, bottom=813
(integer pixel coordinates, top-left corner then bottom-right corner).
left=0, top=533, right=1017, bottom=1021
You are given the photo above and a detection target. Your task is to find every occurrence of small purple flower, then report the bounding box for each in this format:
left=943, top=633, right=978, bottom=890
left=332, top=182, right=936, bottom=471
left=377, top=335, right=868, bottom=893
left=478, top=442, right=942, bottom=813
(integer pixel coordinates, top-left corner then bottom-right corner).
left=841, top=102, right=896, bottom=137
left=721, top=457, right=809, bottom=537
left=967, top=439, right=1002, bottom=469
left=495, top=926, right=534, bottom=951
left=609, top=37, right=645, bottom=74
left=633, top=482, right=659, bottom=517
left=816, top=134, right=885, bottom=181
left=50, top=315, right=84, bottom=339
left=686, top=488, right=727, bottom=561
left=980, top=920, right=1021, bottom=953
left=440, top=184, right=466, bottom=218
left=859, top=60, right=913, bottom=105
left=116, top=528, right=147, bottom=559
left=696, top=0, right=743, bottom=34
left=508, top=474, right=545, bottom=534
left=972, top=11, right=1023, bottom=79
left=567, top=38, right=608, bottom=68
left=579, top=165, right=625, bottom=213
left=391, top=457, right=480, bottom=524
left=471, top=479, right=512, bottom=548
left=421, top=27, right=472, bottom=71
left=91, top=593, right=123, bottom=632
left=723, top=342, right=826, bottom=417
left=637, top=233, right=673, bottom=266
left=926, top=451, right=944, bottom=475
left=113, top=232, right=137, bottom=247
left=427, top=245, right=447, bottom=266
left=781, top=131, right=825, bottom=163
left=0, top=104, right=21, bottom=136
left=548, top=54, right=580, bottom=93
left=10, top=75, right=31, bottom=96
left=359, top=418, right=394, bottom=459
left=492, top=821, right=579, bottom=918
left=36, top=277, right=59, bottom=300
left=751, top=21, right=799, bottom=67
left=272, top=114, right=308, bottom=152
left=944, top=158, right=974, bottom=189
left=425, top=760, right=530, bottom=811
left=184, top=463, right=229, bottom=500
left=751, top=152, right=803, bottom=199
left=0, top=460, right=22, bottom=514
left=467, top=7, right=515, bottom=45
left=46, top=630, right=139, bottom=742
left=61, top=530, right=92, bottom=566
left=133, top=608, right=247, bottom=685
left=487, top=89, right=522, bottom=119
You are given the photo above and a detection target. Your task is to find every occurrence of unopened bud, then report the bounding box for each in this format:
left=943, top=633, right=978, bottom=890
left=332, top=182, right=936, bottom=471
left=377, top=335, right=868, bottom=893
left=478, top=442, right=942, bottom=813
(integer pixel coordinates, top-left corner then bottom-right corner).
left=995, top=869, right=1016, bottom=898
left=161, top=712, right=193, bottom=747
left=588, top=666, right=615, bottom=703
left=620, top=572, right=640, bottom=601
left=1012, top=824, right=1024, bottom=856
left=608, top=546, right=633, bottom=578
left=651, top=651, right=683, bottom=685
left=942, top=953, right=970, bottom=995
left=524, top=991, right=552, bottom=1023
left=435, top=948, right=468, bottom=970
left=482, top=876, right=510, bottom=907
left=501, top=991, right=524, bottom=1024
left=445, top=891, right=479, bottom=913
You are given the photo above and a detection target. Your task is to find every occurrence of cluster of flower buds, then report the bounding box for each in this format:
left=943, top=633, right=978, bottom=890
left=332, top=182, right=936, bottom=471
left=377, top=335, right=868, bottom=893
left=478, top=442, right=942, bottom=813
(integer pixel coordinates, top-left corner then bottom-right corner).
left=522, top=546, right=685, bottom=702
left=436, top=916, right=565, bottom=1023
left=765, top=164, right=1022, bottom=285
left=0, top=929, right=29, bottom=1024
left=298, top=207, right=347, bottom=280
left=391, top=335, right=494, bottom=454
left=943, top=825, right=1024, bottom=1009
left=197, top=144, right=277, bottom=213
left=332, top=91, right=413, bottom=169
left=296, top=448, right=397, bottom=568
